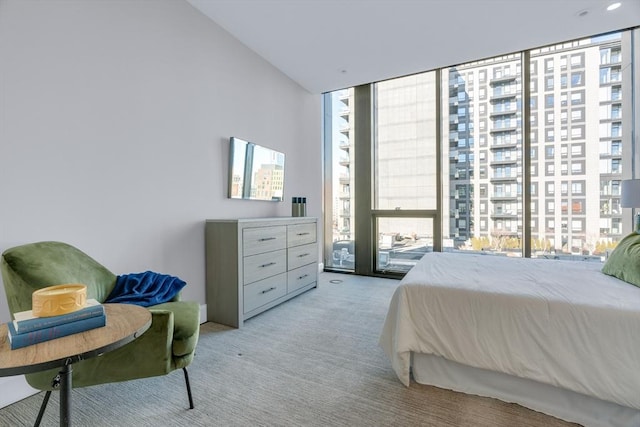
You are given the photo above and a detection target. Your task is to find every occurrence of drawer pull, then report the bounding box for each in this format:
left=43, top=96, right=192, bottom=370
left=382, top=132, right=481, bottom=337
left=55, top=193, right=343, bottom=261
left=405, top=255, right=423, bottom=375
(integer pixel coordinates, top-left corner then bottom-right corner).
left=296, top=232, right=310, bottom=236
left=261, top=287, right=276, bottom=294
left=258, top=237, right=276, bottom=242
left=297, top=253, right=310, bottom=258
left=297, top=274, right=309, bottom=280
left=260, top=262, right=276, bottom=268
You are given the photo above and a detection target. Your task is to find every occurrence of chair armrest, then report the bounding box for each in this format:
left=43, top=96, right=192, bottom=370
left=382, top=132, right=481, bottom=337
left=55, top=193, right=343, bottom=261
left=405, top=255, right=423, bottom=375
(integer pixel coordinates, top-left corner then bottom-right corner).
left=150, top=301, right=200, bottom=357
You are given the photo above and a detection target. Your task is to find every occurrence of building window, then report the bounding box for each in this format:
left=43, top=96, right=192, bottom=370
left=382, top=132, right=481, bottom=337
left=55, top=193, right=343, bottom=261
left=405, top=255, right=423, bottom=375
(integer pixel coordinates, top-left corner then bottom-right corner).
left=571, top=71, right=584, bottom=87
left=571, top=126, right=584, bottom=139
left=546, top=111, right=554, bottom=124
left=571, top=90, right=584, bottom=105
left=561, top=145, right=568, bottom=157
left=573, top=200, right=585, bottom=214
left=545, top=58, right=554, bottom=72
left=571, top=219, right=583, bottom=232
left=611, top=140, right=622, bottom=155
left=547, top=201, right=555, bottom=214
left=545, top=146, right=555, bottom=158
left=571, top=161, right=584, bottom=175
left=571, top=108, right=584, bottom=122
left=546, top=182, right=555, bottom=195
left=546, top=162, right=555, bottom=176
left=570, top=53, right=584, bottom=68
left=611, top=158, right=621, bottom=173
left=545, top=94, right=554, bottom=108
left=545, top=129, right=554, bottom=142
left=571, top=144, right=584, bottom=157
left=571, top=181, right=584, bottom=195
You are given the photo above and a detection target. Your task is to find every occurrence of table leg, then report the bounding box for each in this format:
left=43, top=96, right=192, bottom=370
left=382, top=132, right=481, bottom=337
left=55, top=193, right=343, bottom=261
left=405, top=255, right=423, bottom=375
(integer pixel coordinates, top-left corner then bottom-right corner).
left=59, top=363, right=72, bottom=426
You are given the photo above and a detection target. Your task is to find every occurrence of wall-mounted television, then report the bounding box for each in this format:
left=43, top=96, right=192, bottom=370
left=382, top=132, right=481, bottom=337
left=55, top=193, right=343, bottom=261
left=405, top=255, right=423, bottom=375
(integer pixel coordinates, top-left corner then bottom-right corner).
left=228, top=137, right=285, bottom=201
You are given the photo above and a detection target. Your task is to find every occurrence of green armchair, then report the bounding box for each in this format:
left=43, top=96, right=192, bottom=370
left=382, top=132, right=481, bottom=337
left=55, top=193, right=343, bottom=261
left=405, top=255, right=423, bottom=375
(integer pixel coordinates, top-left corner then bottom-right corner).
left=1, top=241, right=200, bottom=424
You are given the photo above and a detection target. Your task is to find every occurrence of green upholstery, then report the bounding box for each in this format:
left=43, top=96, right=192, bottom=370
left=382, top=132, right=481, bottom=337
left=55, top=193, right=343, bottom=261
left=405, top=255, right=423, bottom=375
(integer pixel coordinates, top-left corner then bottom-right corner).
left=602, top=231, right=640, bottom=288
left=1, top=241, right=200, bottom=393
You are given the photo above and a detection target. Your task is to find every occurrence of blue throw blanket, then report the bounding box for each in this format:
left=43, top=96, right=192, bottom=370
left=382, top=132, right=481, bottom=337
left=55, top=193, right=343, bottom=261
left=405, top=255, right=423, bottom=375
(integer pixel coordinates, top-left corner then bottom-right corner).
left=105, top=271, right=187, bottom=307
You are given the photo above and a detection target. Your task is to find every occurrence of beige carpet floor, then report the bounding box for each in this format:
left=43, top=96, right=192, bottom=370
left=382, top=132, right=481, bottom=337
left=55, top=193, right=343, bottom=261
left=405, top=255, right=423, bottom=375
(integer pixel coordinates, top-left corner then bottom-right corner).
left=0, top=272, right=578, bottom=426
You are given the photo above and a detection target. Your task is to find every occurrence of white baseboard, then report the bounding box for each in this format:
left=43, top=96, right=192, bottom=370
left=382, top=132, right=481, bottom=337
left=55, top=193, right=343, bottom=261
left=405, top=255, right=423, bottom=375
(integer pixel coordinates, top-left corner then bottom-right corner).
left=199, top=304, right=207, bottom=324
left=0, top=376, right=37, bottom=409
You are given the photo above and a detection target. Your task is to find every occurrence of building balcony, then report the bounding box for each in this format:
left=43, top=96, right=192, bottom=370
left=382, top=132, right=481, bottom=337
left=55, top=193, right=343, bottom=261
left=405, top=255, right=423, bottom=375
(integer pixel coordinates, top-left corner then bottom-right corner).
left=490, top=125, right=518, bottom=134
left=489, top=141, right=519, bottom=150
left=489, top=108, right=518, bottom=117
left=600, top=57, right=622, bottom=67
left=600, top=171, right=623, bottom=177
left=599, top=98, right=622, bottom=106
left=339, top=125, right=350, bottom=135
left=338, top=108, right=350, bottom=118
left=489, top=75, right=518, bottom=85
left=490, top=158, right=519, bottom=165
left=599, top=211, right=622, bottom=218
left=490, top=194, right=519, bottom=202
left=599, top=152, right=622, bottom=159
left=339, top=157, right=350, bottom=166
left=339, top=141, right=350, bottom=151
left=490, top=175, right=518, bottom=182
left=338, top=174, right=350, bottom=184
left=490, top=212, right=518, bottom=219
left=490, top=92, right=518, bottom=101
left=599, top=79, right=622, bottom=87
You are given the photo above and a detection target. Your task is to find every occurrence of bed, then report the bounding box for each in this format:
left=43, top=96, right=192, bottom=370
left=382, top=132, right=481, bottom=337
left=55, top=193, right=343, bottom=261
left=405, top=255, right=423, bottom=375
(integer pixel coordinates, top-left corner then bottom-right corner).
left=379, top=251, right=640, bottom=427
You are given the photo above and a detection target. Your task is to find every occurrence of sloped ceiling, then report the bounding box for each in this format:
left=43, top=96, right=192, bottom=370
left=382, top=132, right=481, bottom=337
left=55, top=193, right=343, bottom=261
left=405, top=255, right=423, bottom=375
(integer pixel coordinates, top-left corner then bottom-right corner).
left=187, top=0, right=640, bottom=94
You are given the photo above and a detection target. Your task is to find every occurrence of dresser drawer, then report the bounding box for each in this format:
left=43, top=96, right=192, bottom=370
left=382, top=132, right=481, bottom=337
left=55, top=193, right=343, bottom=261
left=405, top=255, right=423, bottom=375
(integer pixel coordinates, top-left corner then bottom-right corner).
left=287, top=242, right=318, bottom=271
left=243, top=249, right=286, bottom=284
left=287, top=223, right=316, bottom=247
left=244, top=273, right=287, bottom=313
left=287, top=263, right=317, bottom=293
left=243, top=226, right=287, bottom=256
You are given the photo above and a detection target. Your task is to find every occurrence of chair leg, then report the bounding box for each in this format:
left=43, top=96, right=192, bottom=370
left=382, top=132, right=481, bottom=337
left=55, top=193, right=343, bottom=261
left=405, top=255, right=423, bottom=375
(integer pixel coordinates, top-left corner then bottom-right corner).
left=183, top=367, right=194, bottom=409
left=33, top=391, right=51, bottom=427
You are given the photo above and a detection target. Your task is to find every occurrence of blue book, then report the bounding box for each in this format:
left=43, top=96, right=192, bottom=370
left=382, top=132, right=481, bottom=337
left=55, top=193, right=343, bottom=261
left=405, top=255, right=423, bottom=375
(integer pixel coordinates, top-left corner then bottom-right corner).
left=6, top=313, right=106, bottom=350
left=12, top=299, right=104, bottom=334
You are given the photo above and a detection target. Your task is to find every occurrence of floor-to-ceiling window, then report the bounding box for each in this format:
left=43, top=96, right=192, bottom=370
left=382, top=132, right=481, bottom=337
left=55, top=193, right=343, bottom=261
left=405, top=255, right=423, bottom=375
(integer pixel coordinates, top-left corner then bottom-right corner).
left=323, top=88, right=356, bottom=271
left=373, top=73, right=438, bottom=274
left=323, top=28, right=638, bottom=276
left=442, top=54, right=525, bottom=255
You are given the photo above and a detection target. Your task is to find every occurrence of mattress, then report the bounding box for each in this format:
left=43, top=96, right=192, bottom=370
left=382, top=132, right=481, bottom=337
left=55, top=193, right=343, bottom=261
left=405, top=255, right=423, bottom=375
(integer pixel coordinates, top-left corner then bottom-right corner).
left=379, top=252, right=640, bottom=411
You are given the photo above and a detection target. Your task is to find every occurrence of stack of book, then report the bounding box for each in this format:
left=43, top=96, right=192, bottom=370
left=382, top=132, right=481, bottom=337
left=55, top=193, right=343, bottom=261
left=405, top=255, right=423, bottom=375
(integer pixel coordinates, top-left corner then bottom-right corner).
left=6, top=299, right=106, bottom=350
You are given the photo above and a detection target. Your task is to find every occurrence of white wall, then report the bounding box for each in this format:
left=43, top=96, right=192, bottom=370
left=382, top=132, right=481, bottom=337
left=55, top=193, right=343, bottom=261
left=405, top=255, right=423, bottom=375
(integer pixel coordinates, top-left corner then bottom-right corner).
left=0, top=0, right=321, bottom=406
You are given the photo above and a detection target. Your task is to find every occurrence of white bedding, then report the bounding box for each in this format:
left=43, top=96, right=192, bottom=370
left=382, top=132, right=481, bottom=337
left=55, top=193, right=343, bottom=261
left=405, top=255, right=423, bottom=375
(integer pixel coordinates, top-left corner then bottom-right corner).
left=379, top=252, right=640, bottom=411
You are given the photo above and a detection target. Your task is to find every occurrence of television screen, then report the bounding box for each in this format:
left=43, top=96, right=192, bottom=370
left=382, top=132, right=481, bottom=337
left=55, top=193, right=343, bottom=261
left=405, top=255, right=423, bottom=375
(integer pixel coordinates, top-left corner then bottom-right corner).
left=228, top=137, right=285, bottom=201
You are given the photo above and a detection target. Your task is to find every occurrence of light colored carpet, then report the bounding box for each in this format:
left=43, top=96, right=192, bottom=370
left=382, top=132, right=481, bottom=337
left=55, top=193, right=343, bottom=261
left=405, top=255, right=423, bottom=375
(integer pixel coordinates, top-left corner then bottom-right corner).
left=0, top=272, right=578, bottom=426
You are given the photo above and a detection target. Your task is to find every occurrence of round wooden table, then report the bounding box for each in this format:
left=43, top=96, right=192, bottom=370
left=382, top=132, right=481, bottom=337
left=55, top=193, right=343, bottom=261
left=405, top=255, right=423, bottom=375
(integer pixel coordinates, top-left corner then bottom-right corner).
left=0, top=304, right=151, bottom=426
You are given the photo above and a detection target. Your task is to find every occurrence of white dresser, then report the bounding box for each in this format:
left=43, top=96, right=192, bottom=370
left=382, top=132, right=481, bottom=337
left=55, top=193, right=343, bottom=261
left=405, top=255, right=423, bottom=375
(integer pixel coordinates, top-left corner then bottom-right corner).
left=205, top=217, right=318, bottom=327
